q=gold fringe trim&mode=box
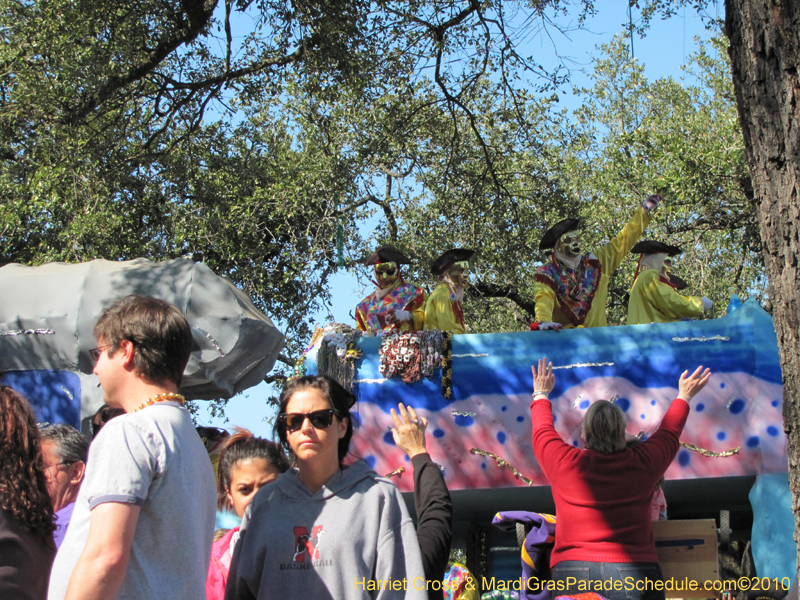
[385,467,405,479]
[470,448,535,487]
[680,442,741,458]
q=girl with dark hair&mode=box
[0,386,57,600]
[206,428,290,600]
[225,375,427,600]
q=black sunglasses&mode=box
[279,409,338,433]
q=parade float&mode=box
[307,297,785,493]
[304,297,795,581]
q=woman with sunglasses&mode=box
[225,375,427,600]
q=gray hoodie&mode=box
[225,460,428,600]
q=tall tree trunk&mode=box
[726,0,800,576]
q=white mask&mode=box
[639,253,668,273]
[554,231,583,269]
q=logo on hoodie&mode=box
[293,525,324,562]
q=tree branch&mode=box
[470,281,536,320]
[157,45,306,92]
[277,353,294,366]
[429,2,512,201]
[382,177,398,241]
[62,0,219,123]
[376,159,417,179]
[341,194,399,241]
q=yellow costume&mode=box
[533,207,651,328]
[627,269,703,325]
[424,283,465,334]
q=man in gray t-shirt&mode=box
[48,296,216,600]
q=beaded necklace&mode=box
[132,392,186,412]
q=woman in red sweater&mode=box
[530,358,711,600]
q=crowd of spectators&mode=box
[0,294,742,600]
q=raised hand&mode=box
[677,366,712,402]
[531,357,555,396]
[390,403,428,458]
[642,194,664,212]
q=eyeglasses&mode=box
[44,460,76,472]
[89,344,113,363]
[279,409,338,433]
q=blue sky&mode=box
[193,3,719,438]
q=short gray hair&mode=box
[582,400,627,455]
[39,424,89,465]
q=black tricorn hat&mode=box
[364,245,412,266]
[630,240,683,256]
[431,248,475,276]
[539,218,580,250]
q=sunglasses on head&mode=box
[279,409,338,433]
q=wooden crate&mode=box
[653,519,719,598]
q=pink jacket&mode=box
[206,527,239,600]
[651,486,668,521]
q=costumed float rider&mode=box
[424,249,474,335]
[531,194,662,331]
[626,240,712,325]
[355,246,426,336]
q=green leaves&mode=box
[559,35,763,324]
[0,0,765,374]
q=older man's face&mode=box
[41,439,83,513]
